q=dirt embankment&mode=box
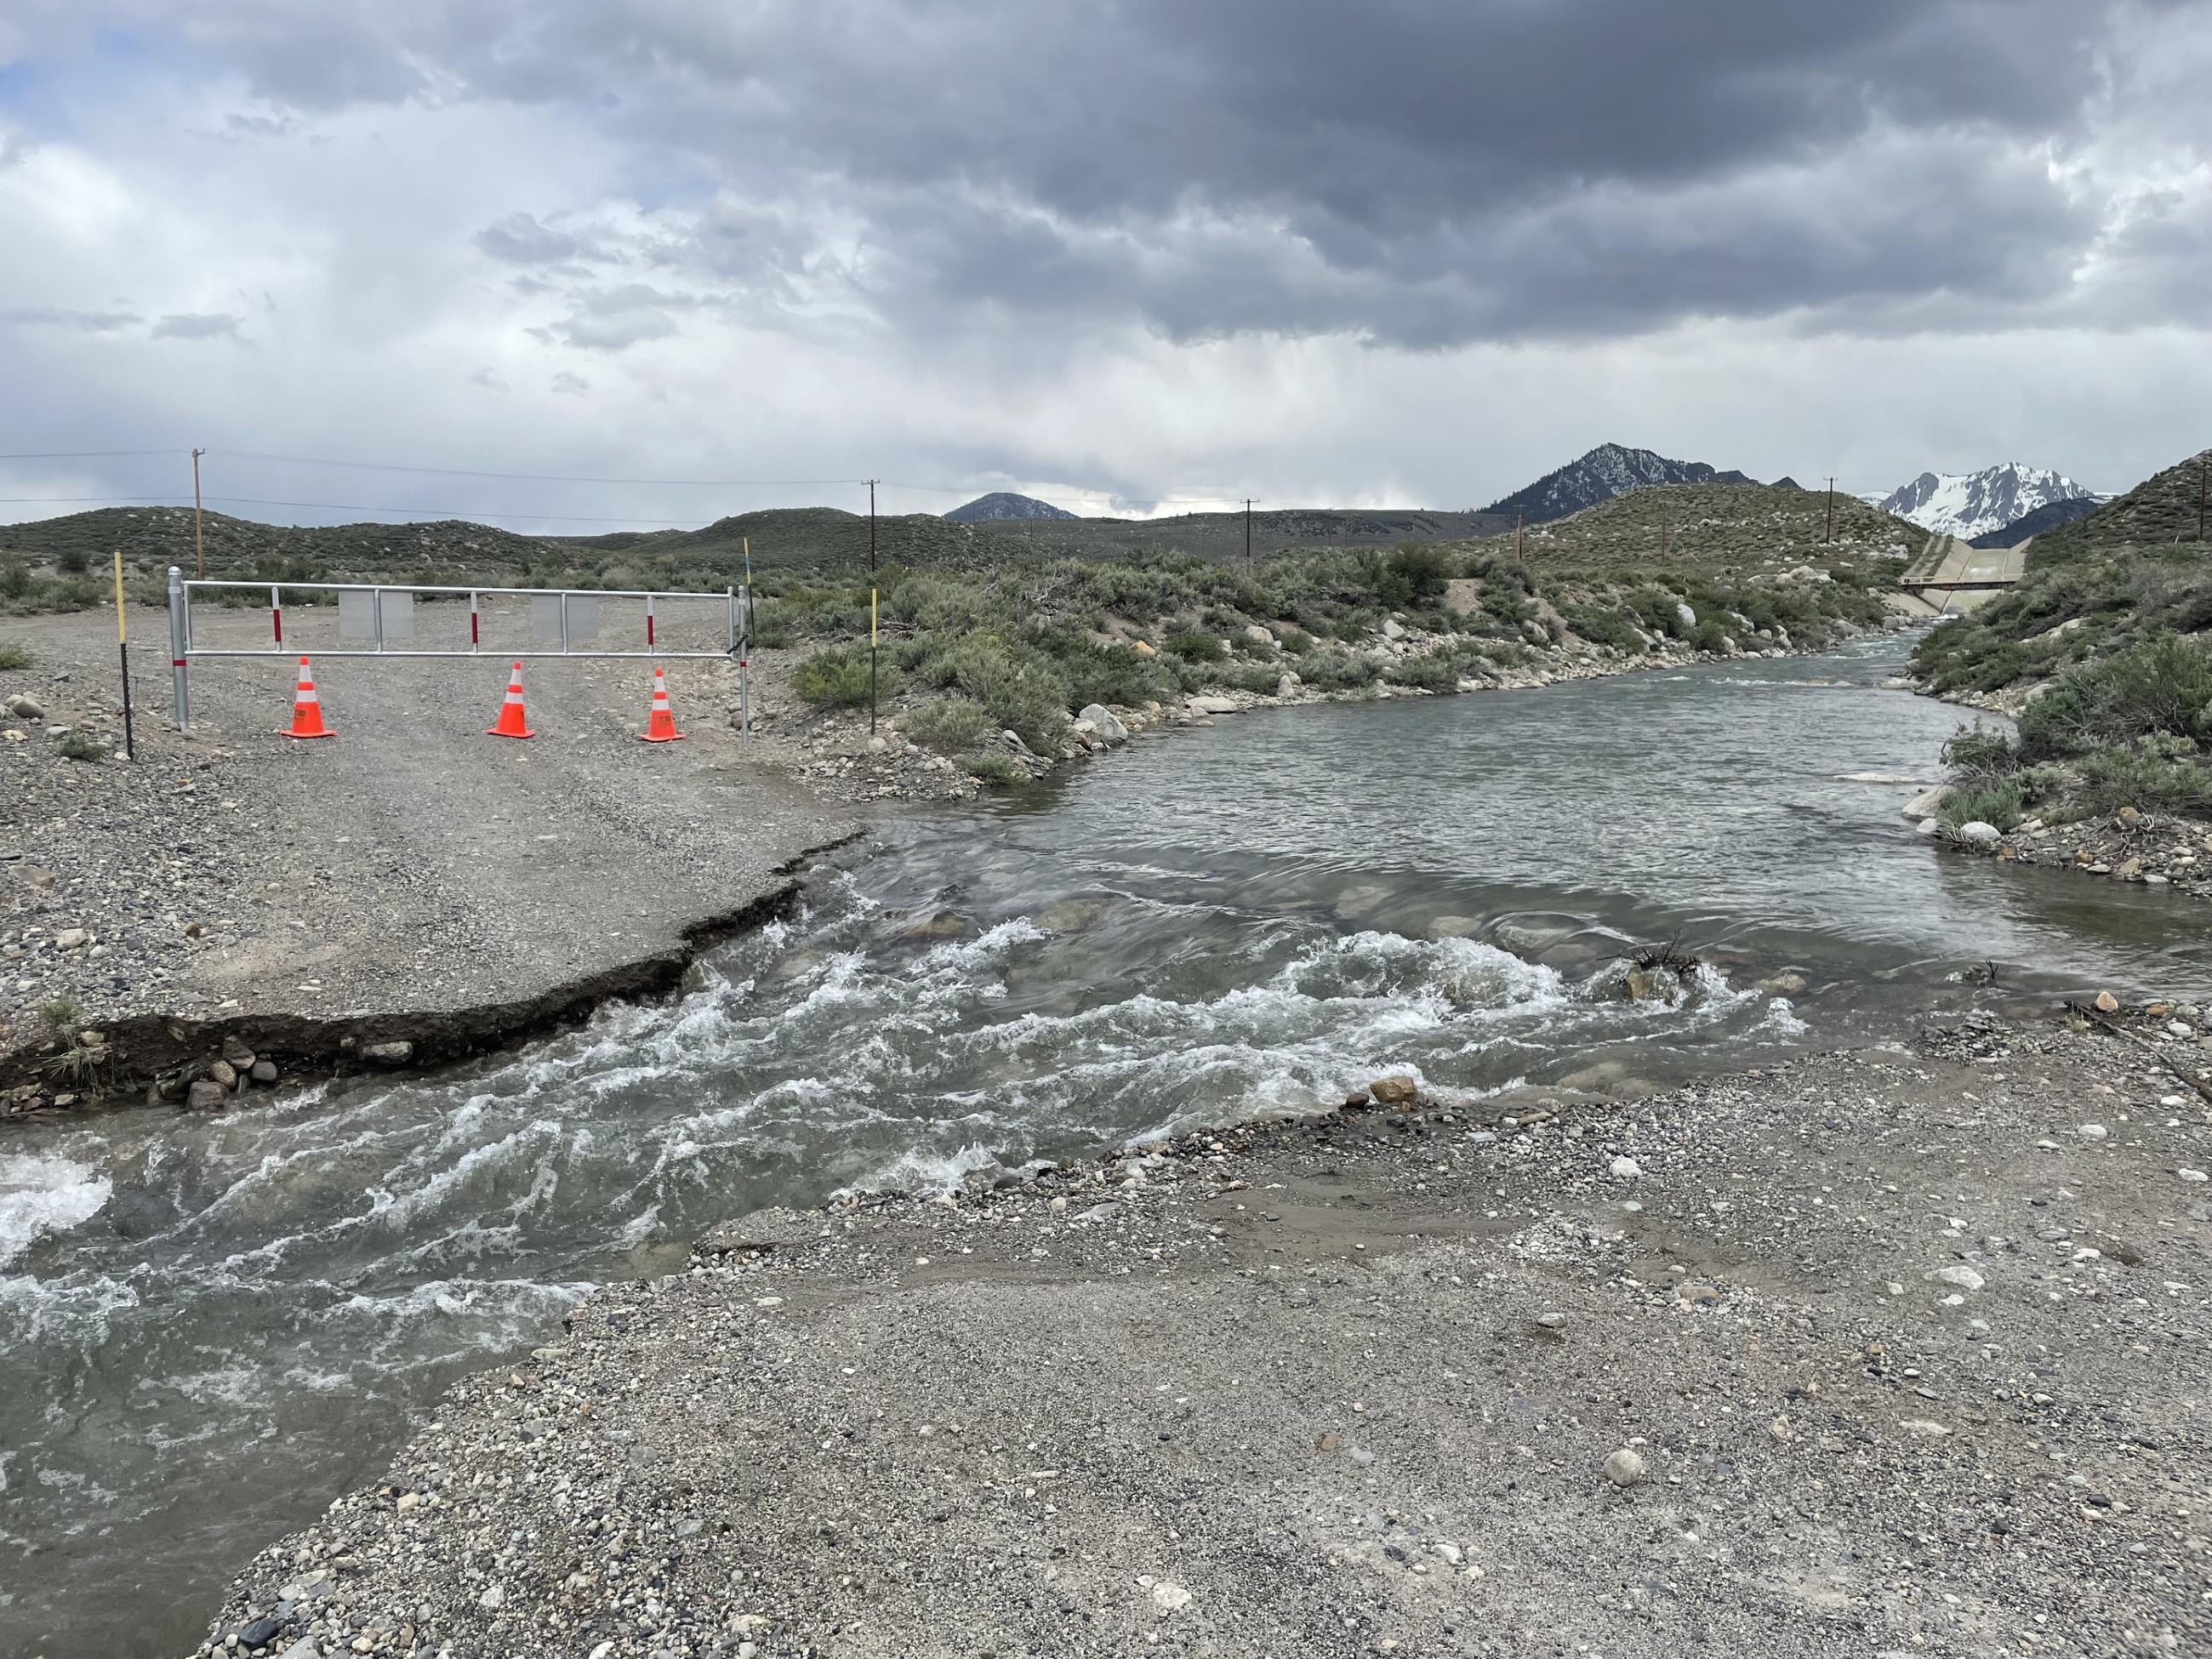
[182,1012,2212,1658]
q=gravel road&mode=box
[1,603,862,1096]
[185,1012,2212,1658]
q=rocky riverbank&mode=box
[184,1006,2212,1659]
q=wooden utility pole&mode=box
[1244,499,1253,571]
[1514,510,1523,561]
[2199,456,2206,542]
[191,447,207,578]
[1826,476,1836,543]
[1661,506,1669,560]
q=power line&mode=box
[0,493,735,527]
[213,448,875,489]
[0,448,181,460]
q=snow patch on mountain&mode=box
[1484,443,1755,524]
[1859,465,2106,542]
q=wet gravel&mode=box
[185,1012,2212,1658]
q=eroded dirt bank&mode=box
[186,1012,2211,1659]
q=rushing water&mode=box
[5,637,2208,1656]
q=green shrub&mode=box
[914,631,1069,751]
[900,695,994,751]
[56,546,89,575]
[0,561,29,601]
[1941,723,2020,779]
[961,750,1029,787]
[1161,630,1225,664]
[1938,778,2025,832]
[792,647,880,709]
[38,996,81,1038]
[1277,626,1314,655]
[2017,635,2212,760]
[1387,653,1459,693]
[56,728,105,762]
[0,641,31,670]
[2071,738,2212,816]
[1299,651,1382,690]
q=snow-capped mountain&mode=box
[944,491,1076,522]
[1484,443,1755,524]
[1860,465,2106,542]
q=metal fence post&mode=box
[560,590,571,654]
[373,586,385,653]
[168,565,190,730]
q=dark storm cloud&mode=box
[32,1,2212,344]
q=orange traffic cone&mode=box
[638,666,684,743]
[282,656,334,739]
[486,661,536,739]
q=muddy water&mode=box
[3,636,2205,1656]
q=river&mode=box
[3,636,2206,1656]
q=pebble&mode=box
[1603,1448,1645,1486]
[2077,1123,2109,1141]
[1608,1154,1641,1178]
[1929,1265,1985,1291]
[2180,1167,2209,1183]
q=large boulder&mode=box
[1077,704,1128,746]
[1187,694,1240,715]
[1954,821,2003,845]
[1901,784,1953,821]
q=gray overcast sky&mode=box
[2,0,2209,528]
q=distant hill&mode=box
[0,503,1043,590]
[944,492,1075,522]
[1966,496,2101,549]
[1473,481,1922,570]
[1484,443,1757,524]
[1861,464,2103,542]
[2027,449,2210,565]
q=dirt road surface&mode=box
[1,602,856,1080]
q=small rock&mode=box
[54,927,89,949]
[239,1617,282,1648]
[1609,1154,1642,1178]
[250,1059,278,1084]
[1955,821,2002,845]
[2077,1123,2109,1142]
[1367,1075,1419,1107]
[478,1583,505,1611]
[2180,1167,2209,1183]
[3,693,45,719]
[1604,1447,1645,1486]
[361,1040,415,1068]
[208,1059,238,1090]
[1898,1418,1952,1440]
[1150,1581,1193,1612]
[1758,972,1808,995]
[2094,990,2120,1013]
[220,1035,256,1067]
[1929,1265,1985,1291]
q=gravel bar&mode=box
[185,1013,2211,1658]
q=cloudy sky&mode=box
[2,0,2209,529]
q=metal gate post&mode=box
[168,565,190,730]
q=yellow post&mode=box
[111,550,136,760]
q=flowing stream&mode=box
[5,636,2208,1656]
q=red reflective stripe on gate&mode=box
[647,614,655,647]
[470,611,480,645]
[272,607,282,644]
[171,658,185,668]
